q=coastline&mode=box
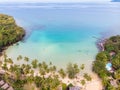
[93,35,120,89]
[0,14,103,90]
[0,52,103,90]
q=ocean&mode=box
[0,2,120,73]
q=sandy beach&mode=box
[59,73,103,90]
[0,54,103,90]
[33,69,103,90]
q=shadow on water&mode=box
[21,24,46,42]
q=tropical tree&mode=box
[31,59,38,69]
[17,55,23,61]
[114,69,120,80]
[81,79,86,86]
[112,53,120,69]
[58,68,66,78]
[66,63,80,79]
[24,57,29,62]
[83,73,92,81]
[80,64,85,70]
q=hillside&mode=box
[0,14,25,52]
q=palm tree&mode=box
[80,64,85,70]
[58,68,66,78]
[30,69,34,76]
[42,61,48,72]
[17,55,23,61]
[23,64,31,74]
[52,66,57,72]
[114,69,120,80]
[49,62,52,65]
[24,57,29,62]
[38,63,42,68]
[7,58,13,64]
[2,63,8,71]
[83,73,92,81]
[80,79,86,86]
[39,68,46,76]
[31,59,38,69]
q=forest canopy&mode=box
[0,14,25,51]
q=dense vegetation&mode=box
[0,14,25,52]
[93,35,120,90]
[0,55,91,90]
[0,14,93,90]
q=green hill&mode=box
[0,14,25,52]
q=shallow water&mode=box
[0,3,120,73]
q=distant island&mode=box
[93,35,120,90]
[112,0,120,2]
[0,14,25,53]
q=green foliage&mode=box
[96,51,109,61]
[66,63,80,79]
[112,53,120,69]
[31,59,38,68]
[67,83,73,87]
[93,35,120,90]
[0,14,25,51]
[0,14,15,25]
[114,69,120,80]
[83,73,92,81]
[24,57,29,62]
[58,68,66,78]
[105,84,116,90]
[13,79,26,90]
[104,35,120,52]
[34,76,60,90]
[93,59,108,78]
[0,54,87,90]
[80,64,85,70]
[80,79,86,85]
[62,83,67,90]
[17,55,23,60]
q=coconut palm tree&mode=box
[31,59,38,69]
[17,55,23,61]
[24,57,29,62]
[58,68,66,78]
[80,64,85,70]
[7,58,13,64]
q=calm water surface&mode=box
[0,3,120,72]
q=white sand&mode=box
[0,55,103,90]
[59,73,103,90]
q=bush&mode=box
[62,83,67,90]
[66,63,80,79]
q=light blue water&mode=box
[0,3,120,72]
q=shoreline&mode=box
[93,35,120,89]
[0,36,103,90]
[0,33,25,56]
[0,53,103,90]
[0,14,103,90]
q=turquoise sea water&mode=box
[0,3,120,72]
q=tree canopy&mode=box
[0,14,25,51]
[93,35,120,90]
